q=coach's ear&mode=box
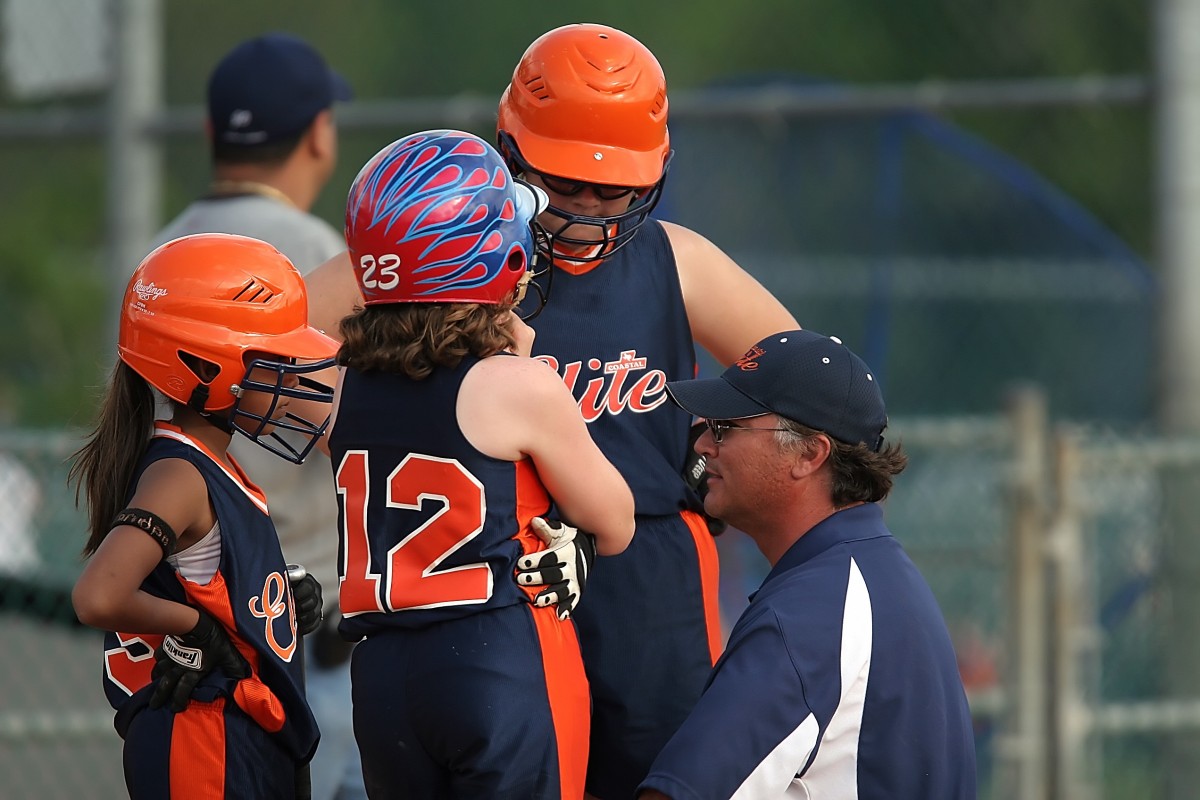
[789,432,832,480]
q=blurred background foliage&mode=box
[0,6,1169,796]
[0,0,1151,427]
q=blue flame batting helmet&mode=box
[345,130,547,306]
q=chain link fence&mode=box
[0,430,124,799]
[0,0,1184,797]
[16,401,1191,800]
[1043,428,1200,800]
[4,417,1023,799]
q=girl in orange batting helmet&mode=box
[71,233,336,799]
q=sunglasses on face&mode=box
[704,418,793,445]
[535,172,641,202]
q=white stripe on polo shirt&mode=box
[806,557,872,792]
[730,557,874,798]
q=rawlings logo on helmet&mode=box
[346,130,543,306]
[132,280,169,302]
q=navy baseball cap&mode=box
[666,329,889,451]
[208,33,353,146]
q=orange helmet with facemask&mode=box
[119,233,338,462]
[497,23,672,261]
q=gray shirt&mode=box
[153,194,345,274]
[153,193,346,609]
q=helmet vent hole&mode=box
[652,90,667,116]
[524,76,551,100]
[231,280,278,305]
[179,351,219,384]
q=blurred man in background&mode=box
[151,32,364,800]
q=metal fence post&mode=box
[1047,429,1095,800]
[1153,3,1200,791]
[105,0,163,341]
[995,384,1050,800]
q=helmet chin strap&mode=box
[187,383,234,434]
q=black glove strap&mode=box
[682,423,728,536]
[683,421,709,494]
[112,508,178,557]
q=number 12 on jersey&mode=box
[336,450,495,615]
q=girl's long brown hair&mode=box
[337,302,517,380]
[68,361,158,556]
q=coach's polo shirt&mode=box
[639,503,977,799]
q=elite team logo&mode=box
[536,348,668,422]
[736,345,766,371]
[132,280,168,302]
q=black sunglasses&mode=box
[704,418,792,445]
[498,131,644,202]
[536,173,640,202]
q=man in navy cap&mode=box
[152,32,363,800]
[156,32,353,266]
[638,329,976,799]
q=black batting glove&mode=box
[515,517,597,620]
[684,421,728,536]
[149,607,249,712]
[287,565,323,637]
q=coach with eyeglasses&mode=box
[637,329,977,800]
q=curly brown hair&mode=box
[337,302,518,380]
[775,418,907,506]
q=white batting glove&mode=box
[515,517,597,620]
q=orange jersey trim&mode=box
[529,606,589,800]
[170,697,227,799]
[512,459,553,603]
[152,421,270,513]
[549,224,618,275]
[179,571,288,734]
[681,509,723,664]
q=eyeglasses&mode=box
[536,172,641,201]
[704,418,794,445]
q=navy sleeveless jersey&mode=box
[521,219,699,515]
[101,425,318,762]
[331,355,552,637]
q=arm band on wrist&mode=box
[112,508,178,557]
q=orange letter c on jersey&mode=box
[248,571,298,661]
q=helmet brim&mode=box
[258,324,340,362]
[514,128,667,188]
